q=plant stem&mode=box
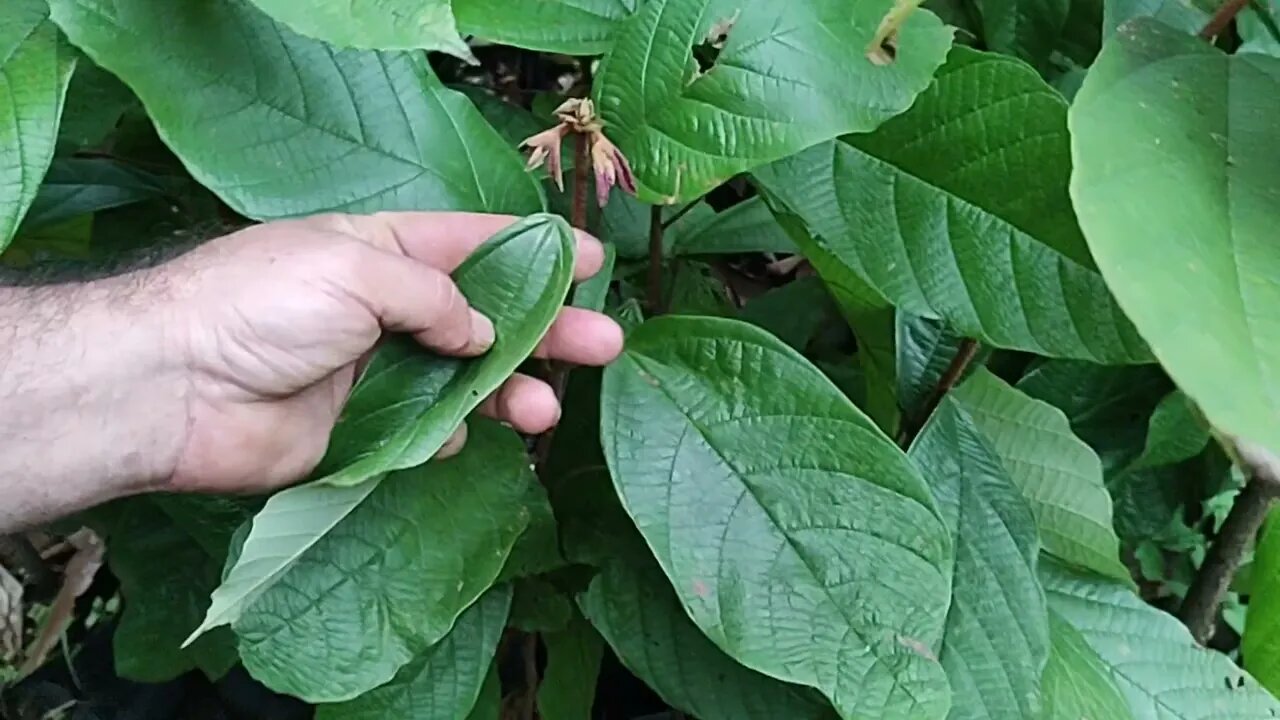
[1179,445,1280,644]
[521,632,539,720]
[532,132,592,473]
[648,205,665,314]
[1200,0,1251,38]
[896,338,980,448]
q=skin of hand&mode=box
[0,211,623,531]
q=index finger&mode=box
[342,211,605,281]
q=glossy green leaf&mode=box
[601,315,953,720]
[1041,610,1132,720]
[1071,19,1280,454]
[245,0,473,58]
[573,242,616,312]
[314,584,511,720]
[755,48,1149,365]
[953,369,1131,583]
[593,0,953,203]
[598,192,714,259]
[455,0,637,54]
[670,197,798,256]
[466,664,502,720]
[94,496,249,683]
[1243,511,1280,694]
[579,560,838,720]
[538,612,604,720]
[234,421,536,702]
[1043,558,1280,718]
[21,158,175,230]
[1239,0,1280,56]
[909,397,1048,720]
[0,0,76,251]
[49,0,542,220]
[189,214,573,644]
[979,0,1071,69]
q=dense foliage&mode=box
[4,0,1280,717]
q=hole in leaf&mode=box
[867,32,899,65]
[692,11,740,74]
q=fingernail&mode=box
[470,310,495,351]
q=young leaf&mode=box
[313,584,512,720]
[1123,391,1210,473]
[244,0,473,59]
[48,0,542,220]
[537,612,605,720]
[601,315,953,720]
[1070,18,1280,455]
[454,0,636,54]
[234,421,537,703]
[190,215,572,643]
[593,0,953,203]
[0,0,76,250]
[1043,558,1280,717]
[908,397,1049,719]
[755,48,1149,365]
[952,370,1132,583]
[579,560,838,720]
[1041,611,1132,720]
[1243,511,1280,695]
[310,214,575,487]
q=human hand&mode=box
[151,212,622,494]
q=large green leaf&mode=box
[48,0,542,220]
[538,612,605,720]
[314,584,512,720]
[93,496,249,683]
[1043,558,1280,718]
[455,0,637,54]
[593,0,953,203]
[952,370,1131,583]
[0,0,76,251]
[579,560,838,720]
[601,315,953,720]
[233,421,536,702]
[909,397,1048,720]
[189,214,572,642]
[1243,511,1280,695]
[754,48,1149,365]
[1070,18,1280,454]
[896,314,986,423]
[245,0,473,58]
[1041,610,1132,720]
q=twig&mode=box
[1179,439,1280,644]
[521,632,540,720]
[660,199,700,230]
[648,205,665,314]
[1199,0,1251,38]
[532,132,592,474]
[896,338,980,448]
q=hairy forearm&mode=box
[0,271,189,531]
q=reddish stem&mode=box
[1200,0,1251,38]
